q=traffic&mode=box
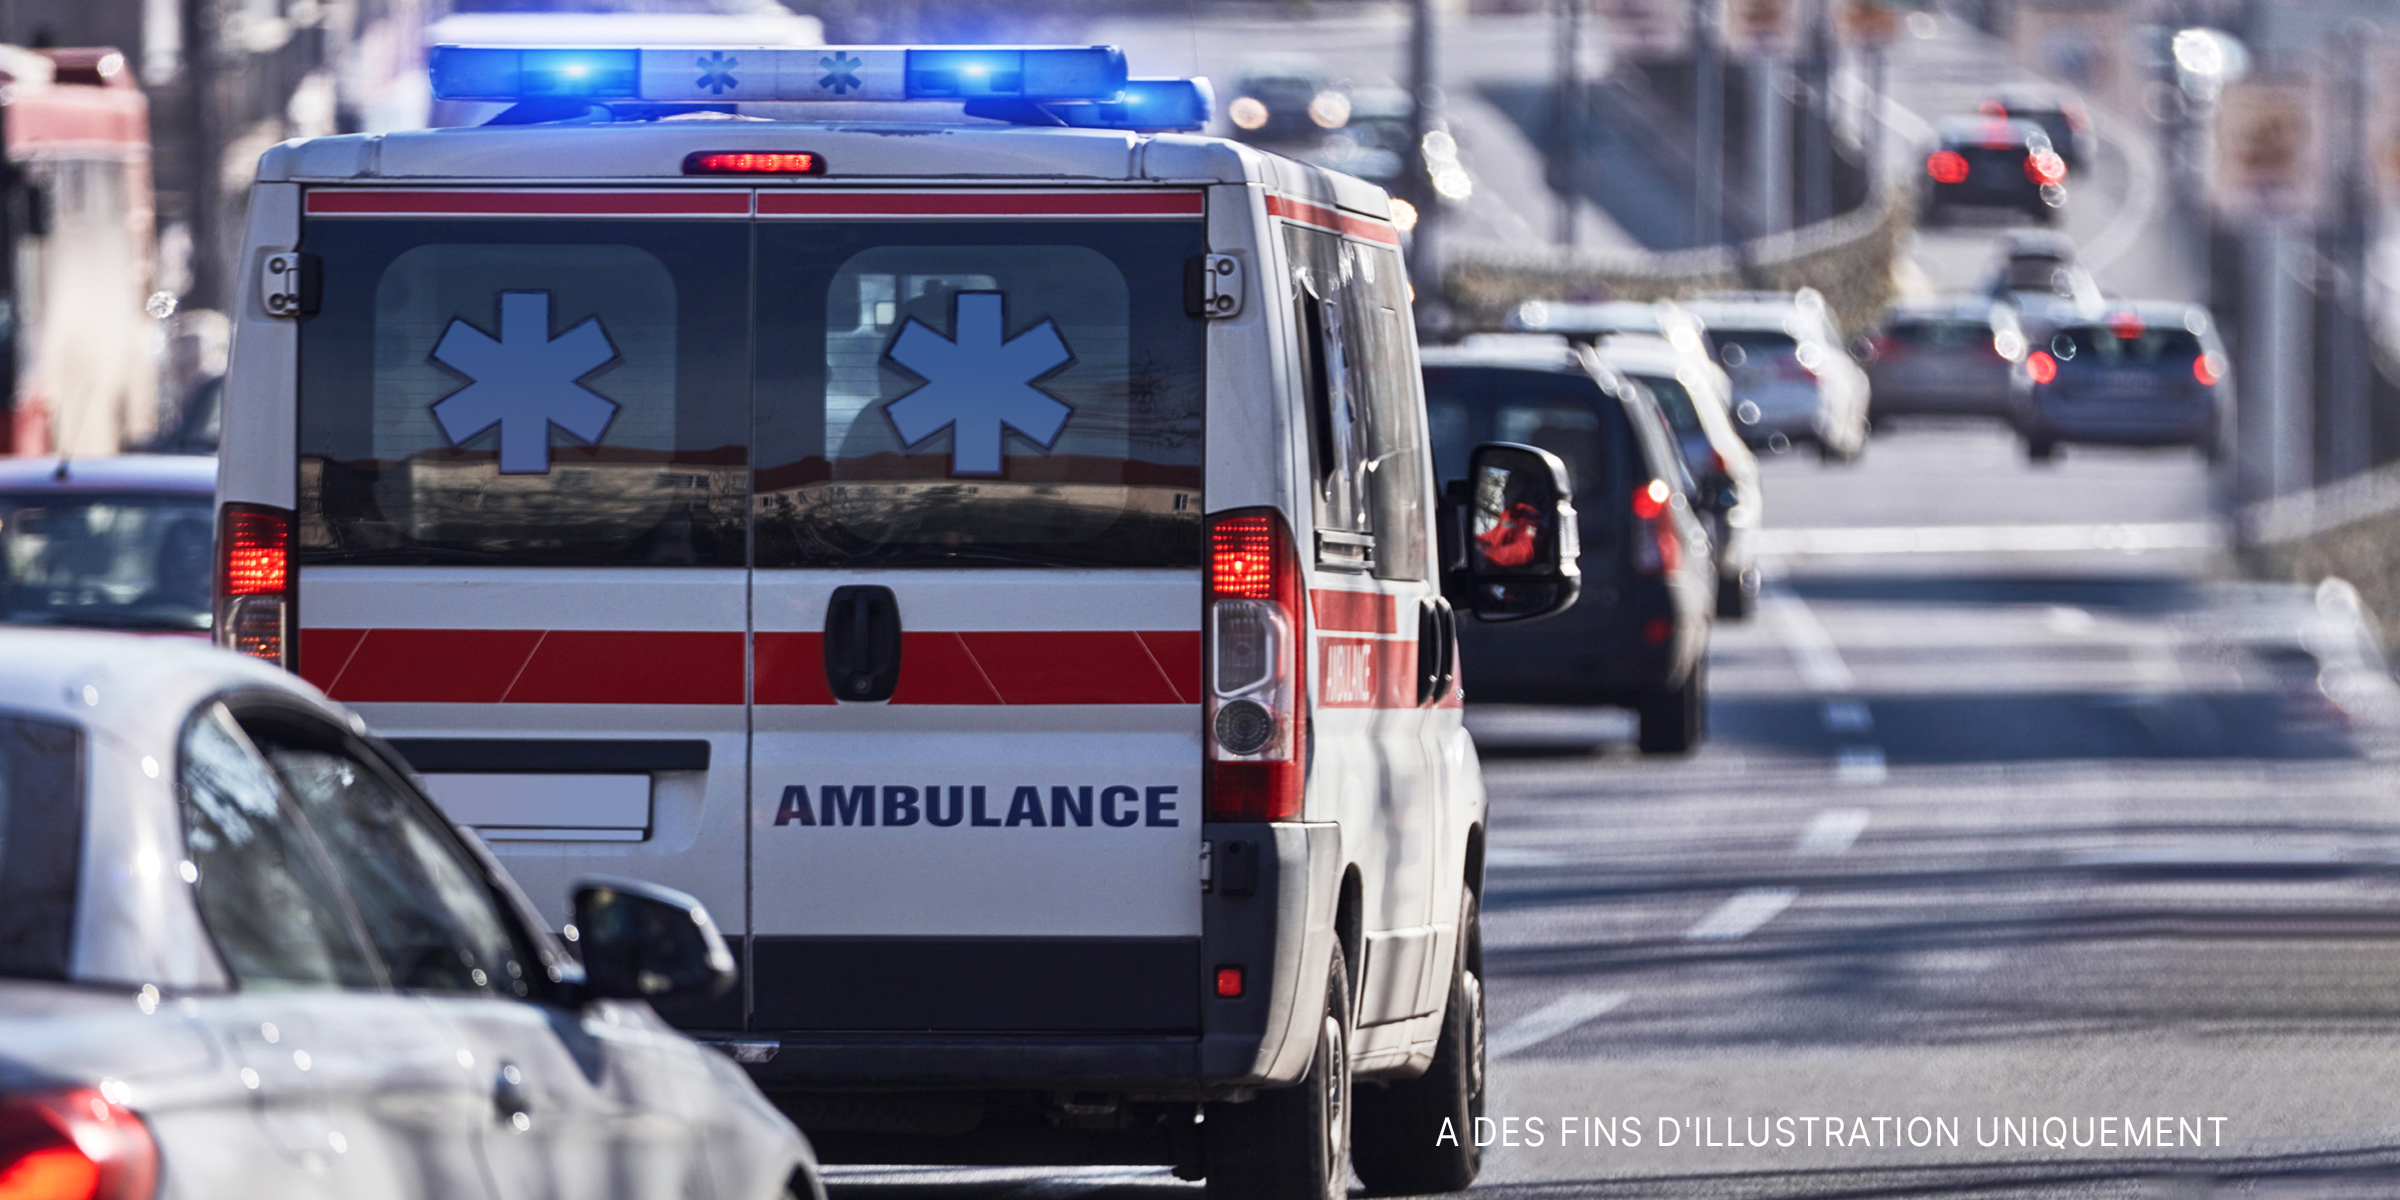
[1,2,2390,1198]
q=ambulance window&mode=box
[1285,227,1427,582]
[755,222,1205,569]
[297,222,750,567]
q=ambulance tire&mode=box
[1205,942,1352,1200]
[1352,893,1485,1196]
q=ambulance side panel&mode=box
[219,182,300,512]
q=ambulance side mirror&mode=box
[1439,442,1582,623]
[570,876,738,1003]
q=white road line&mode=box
[1685,889,1798,940]
[1754,522,2220,557]
[1796,808,1871,855]
[1763,585,1857,692]
[1486,991,1631,1059]
[1836,746,1889,785]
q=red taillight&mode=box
[1215,967,1244,997]
[0,1088,158,1200]
[1927,150,1969,184]
[1206,509,1306,822]
[2027,350,2058,385]
[683,151,824,175]
[2024,150,2066,185]
[2107,312,2145,340]
[2194,354,2222,386]
[215,503,295,669]
[1631,478,1669,521]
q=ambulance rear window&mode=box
[753,221,1205,569]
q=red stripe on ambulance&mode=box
[305,190,752,216]
[756,190,1204,217]
[1311,589,1399,633]
[1264,194,1400,245]
[306,628,1199,705]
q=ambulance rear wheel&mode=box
[1205,943,1352,1200]
[1352,892,1485,1196]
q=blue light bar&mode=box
[1052,78,1214,133]
[429,44,1127,104]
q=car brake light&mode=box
[1926,150,1969,184]
[2108,312,2145,340]
[1630,480,1680,575]
[2024,150,2065,185]
[215,503,295,670]
[683,151,825,175]
[2194,354,2221,386]
[2027,349,2058,385]
[1206,509,1306,822]
[0,1088,159,1200]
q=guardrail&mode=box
[1441,187,1914,338]
[2240,460,2400,652]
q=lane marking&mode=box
[1487,991,1631,1059]
[1796,808,1871,855]
[1684,888,1798,940]
[1822,699,1874,732]
[1763,585,1857,692]
[1755,522,2220,557]
[1837,746,1889,785]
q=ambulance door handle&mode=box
[823,586,903,703]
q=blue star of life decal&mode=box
[883,292,1074,476]
[696,52,740,94]
[429,292,620,474]
[818,52,863,95]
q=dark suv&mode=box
[1924,117,2066,225]
[1422,339,1715,754]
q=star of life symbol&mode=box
[696,52,739,95]
[430,292,620,475]
[819,52,863,95]
[884,292,1073,476]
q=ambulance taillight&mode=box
[215,503,295,669]
[1205,509,1307,821]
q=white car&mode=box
[1683,289,1873,461]
[0,628,821,1200]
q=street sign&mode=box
[2212,77,2326,220]
[1595,0,1691,59]
[1720,0,1803,59]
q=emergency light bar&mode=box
[429,44,1129,105]
[1054,78,1214,133]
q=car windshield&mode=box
[0,492,214,631]
[0,711,82,980]
[1634,373,1703,433]
[2050,325,2204,368]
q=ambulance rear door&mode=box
[746,189,1210,1038]
[291,188,755,1028]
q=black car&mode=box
[1423,340,1715,754]
[1981,89,2094,172]
[1924,117,2066,225]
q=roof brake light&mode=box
[684,151,824,175]
[429,44,1129,105]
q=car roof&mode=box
[2004,229,2079,258]
[2052,301,2211,330]
[1682,296,1820,332]
[1422,335,1582,373]
[1509,299,1663,335]
[0,627,322,740]
[1885,296,1999,322]
[1589,332,1685,375]
[0,454,216,495]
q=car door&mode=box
[291,193,754,1030]
[1281,220,1444,1034]
[174,698,495,1199]
[213,698,720,1200]
[745,191,1211,1037]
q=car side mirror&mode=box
[571,876,737,1003]
[1440,441,1581,623]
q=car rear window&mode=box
[2050,325,2204,368]
[1713,330,1799,369]
[1634,373,1702,432]
[1,492,214,631]
[754,220,1205,569]
[1889,319,1991,349]
[0,712,83,980]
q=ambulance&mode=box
[211,43,1580,1199]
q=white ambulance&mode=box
[212,43,1580,1199]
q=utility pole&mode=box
[1798,0,1832,223]
[1692,0,1723,245]
[1407,0,1443,311]
[1752,58,1790,233]
[2321,28,2373,483]
[1553,0,1583,247]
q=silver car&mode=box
[1683,290,1873,461]
[0,628,822,1199]
[1862,298,2027,422]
